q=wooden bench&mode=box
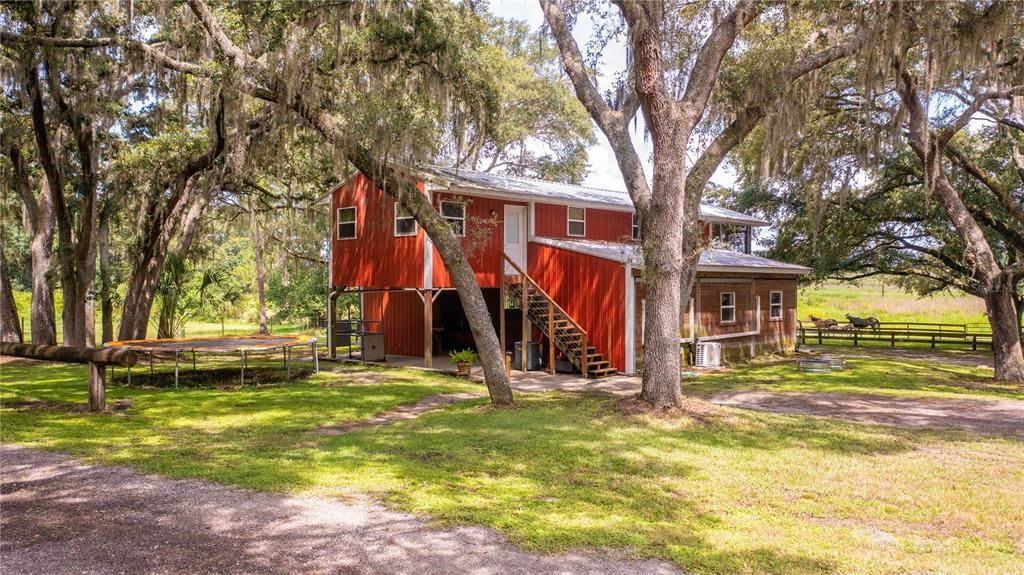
[0,342,137,412]
[797,359,832,373]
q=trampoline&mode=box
[105,334,319,387]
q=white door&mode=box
[504,205,527,273]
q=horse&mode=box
[809,314,839,329]
[845,313,880,331]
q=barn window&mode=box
[769,290,783,320]
[567,206,586,237]
[632,213,641,240]
[337,207,357,240]
[394,204,417,237]
[440,200,466,236]
[720,292,736,324]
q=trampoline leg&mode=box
[313,341,319,374]
[241,351,247,386]
[149,353,154,382]
[286,346,291,379]
[174,351,180,389]
[192,351,197,375]
[127,366,132,386]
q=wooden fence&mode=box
[797,321,1001,351]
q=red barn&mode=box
[328,166,810,375]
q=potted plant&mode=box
[449,348,478,376]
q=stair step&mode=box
[587,367,617,377]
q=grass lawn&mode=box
[688,348,1024,401]
[799,283,988,326]
[2,357,1023,574]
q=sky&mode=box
[488,1,738,192]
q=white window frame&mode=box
[394,203,418,237]
[337,206,357,240]
[567,206,586,237]
[720,291,736,324]
[632,212,641,240]
[769,290,783,321]
[440,200,466,237]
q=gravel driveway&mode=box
[0,445,680,575]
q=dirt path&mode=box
[316,392,483,435]
[0,445,680,575]
[711,390,1024,437]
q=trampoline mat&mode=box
[106,335,316,353]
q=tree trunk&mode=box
[28,194,57,345]
[985,278,1024,382]
[637,158,687,407]
[98,209,114,343]
[249,199,269,335]
[5,134,56,345]
[0,242,23,343]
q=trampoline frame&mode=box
[104,335,320,388]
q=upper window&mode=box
[720,292,736,324]
[769,290,783,321]
[567,206,586,237]
[440,200,466,236]
[632,213,641,240]
[394,203,417,237]
[710,223,748,253]
[337,207,357,240]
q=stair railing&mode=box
[501,252,589,376]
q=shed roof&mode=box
[418,165,768,227]
[529,237,811,275]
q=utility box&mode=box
[513,341,543,371]
[361,333,386,361]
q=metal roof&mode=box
[418,165,768,227]
[529,237,811,275]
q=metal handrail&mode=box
[501,253,588,338]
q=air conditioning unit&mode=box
[694,342,721,368]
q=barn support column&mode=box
[422,289,434,368]
[327,290,339,359]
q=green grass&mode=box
[688,348,1023,401]
[800,283,988,326]
[2,357,1023,574]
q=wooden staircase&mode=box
[502,254,616,378]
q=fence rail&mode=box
[797,320,1005,351]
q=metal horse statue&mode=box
[845,313,880,331]
[809,314,839,329]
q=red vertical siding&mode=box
[362,291,425,357]
[331,174,424,289]
[430,194,526,289]
[534,203,633,241]
[527,243,627,371]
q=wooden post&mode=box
[891,333,895,348]
[500,280,506,357]
[88,362,105,412]
[581,333,588,377]
[521,279,529,371]
[505,353,511,378]
[548,302,555,374]
[328,292,337,359]
[423,289,433,369]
